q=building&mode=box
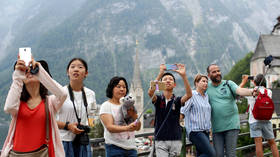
[250,34,280,88]
[130,40,144,130]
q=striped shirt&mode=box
[181,90,212,138]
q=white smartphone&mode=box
[19,47,32,66]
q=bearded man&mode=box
[206,64,257,157]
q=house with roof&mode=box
[250,34,280,88]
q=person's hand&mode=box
[174,64,186,76]
[15,59,28,72]
[242,75,249,83]
[159,64,166,74]
[252,87,260,97]
[68,122,84,135]
[127,107,137,120]
[126,122,137,131]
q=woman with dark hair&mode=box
[56,58,96,157]
[180,74,215,157]
[99,76,141,157]
[1,59,67,157]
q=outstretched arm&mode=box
[35,62,67,113]
[174,64,192,104]
[148,64,165,102]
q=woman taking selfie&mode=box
[1,59,67,157]
[181,74,215,157]
[99,76,141,157]
[56,58,96,157]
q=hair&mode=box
[206,64,218,74]
[67,58,88,72]
[14,60,51,102]
[106,76,129,98]
[194,74,208,87]
[161,72,176,83]
[254,74,266,87]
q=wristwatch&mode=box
[64,121,69,130]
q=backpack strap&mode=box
[224,80,236,99]
[264,89,268,95]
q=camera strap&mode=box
[67,85,89,125]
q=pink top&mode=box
[1,64,67,157]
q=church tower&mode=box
[130,40,144,131]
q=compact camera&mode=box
[77,124,90,133]
[73,124,90,145]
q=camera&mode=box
[73,124,90,145]
[77,124,90,133]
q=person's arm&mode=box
[236,87,254,96]
[57,121,84,134]
[35,62,67,113]
[148,64,165,103]
[180,98,193,114]
[174,64,192,104]
[100,114,138,133]
[239,75,249,88]
[127,108,141,131]
[4,60,27,116]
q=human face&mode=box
[112,80,127,100]
[196,77,208,92]
[162,75,176,90]
[208,65,222,84]
[67,60,88,82]
[23,71,39,85]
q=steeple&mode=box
[130,39,144,131]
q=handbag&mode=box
[9,99,50,157]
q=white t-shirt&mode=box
[246,87,272,124]
[99,101,136,150]
[57,86,96,141]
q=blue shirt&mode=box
[181,90,212,138]
[154,94,182,141]
[207,80,240,133]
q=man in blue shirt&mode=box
[207,64,256,157]
[148,64,192,157]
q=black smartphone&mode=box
[248,76,254,80]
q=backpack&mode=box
[252,89,274,120]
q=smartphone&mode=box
[248,76,254,80]
[165,64,178,71]
[19,47,32,66]
[150,81,166,91]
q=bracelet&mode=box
[64,121,69,130]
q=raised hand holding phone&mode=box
[174,64,186,76]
